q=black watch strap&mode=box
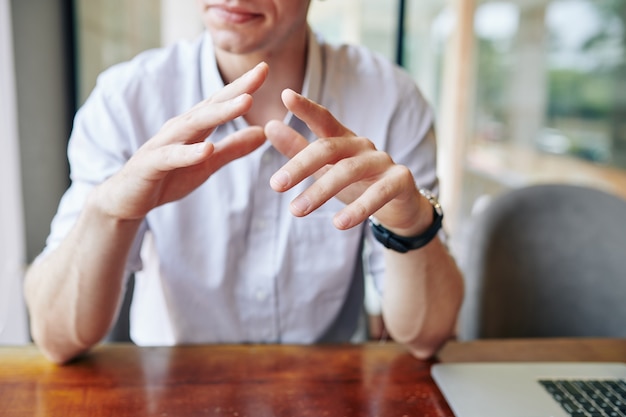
[369,189,443,253]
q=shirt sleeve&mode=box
[363,79,439,297]
[39,73,147,273]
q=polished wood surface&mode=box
[0,343,450,417]
[1,339,625,417]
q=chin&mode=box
[210,32,268,55]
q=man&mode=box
[25,0,463,364]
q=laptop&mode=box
[431,362,626,417]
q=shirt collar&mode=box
[199,31,225,101]
[199,27,324,131]
[302,26,323,105]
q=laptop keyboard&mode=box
[539,379,626,417]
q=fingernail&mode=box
[335,212,351,229]
[291,195,310,214]
[233,94,245,105]
[270,170,290,190]
[245,63,263,78]
[196,141,208,153]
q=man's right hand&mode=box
[24,62,270,364]
[93,62,269,221]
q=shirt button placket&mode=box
[243,146,281,342]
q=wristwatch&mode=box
[369,189,443,253]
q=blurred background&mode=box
[2,0,626,343]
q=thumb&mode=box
[264,119,308,158]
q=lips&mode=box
[209,5,262,24]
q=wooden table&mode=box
[1,339,625,417]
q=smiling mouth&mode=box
[210,6,262,24]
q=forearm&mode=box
[381,237,464,359]
[24,190,142,364]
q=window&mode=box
[74,0,161,104]
[309,0,399,61]
[459,0,626,234]
[68,0,626,239]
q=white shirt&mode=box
[44,30,438,346]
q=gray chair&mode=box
[457,183,626,340]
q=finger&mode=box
[264,119,308,159]
[210,61,269,102]
[281,88,353,138]
[269,136,375,192]
[151,62,268,147]
[287,151,391,216]
[133,140,216,180]
[265,119,314,192]
[209,126,267,169]
[333,165,412,230]
[134,127,265,181]
[156,93,254,146]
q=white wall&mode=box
[0,0,28,345]
[160,0,203,46]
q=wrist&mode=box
[387,190,437,236]
[86,184,144,226]
[369,189,443,253]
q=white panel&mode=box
[160,0,203,46]
[0,0,29,345]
